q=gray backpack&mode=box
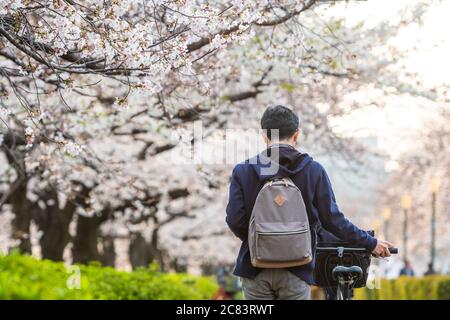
[249,177,312,268]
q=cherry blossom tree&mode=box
[0,0,442,270]
[380,108,449,273]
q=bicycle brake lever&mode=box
[337,246,344,258]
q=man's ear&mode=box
[262,131,270,145]
[292,129,300,143]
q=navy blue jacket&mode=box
[225,144,377,285]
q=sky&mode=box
[320,0,449,170]
[327,0,450,87]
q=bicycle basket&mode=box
[313,241,371,288]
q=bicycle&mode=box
[315,241,398,300]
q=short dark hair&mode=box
[261,105,299,140]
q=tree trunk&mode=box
[129,232,153,269]
[10,178,32,254]
[99,235,116,267]
[150,227,166,270]
[37,205,74,261]
[128,229,166,270]
[72,215,103,264]
[170,257,188,273]
[39,182,93,261]
[2,132,31,253]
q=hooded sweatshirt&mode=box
[226,144,377,284]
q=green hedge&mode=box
[0,253,218,300]
[354,276,450,300]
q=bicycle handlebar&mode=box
[316,246,399,255]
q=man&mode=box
[399,260,415,277]
[226,105,393,300]
[424,262,435,276]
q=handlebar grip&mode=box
[389,248,398,254]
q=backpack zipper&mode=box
[256,228,309,236]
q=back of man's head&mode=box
[260,105,299,140]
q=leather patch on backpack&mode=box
[274,194,286,206]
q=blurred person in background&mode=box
[424,262,436,276]
[399,260,415,277]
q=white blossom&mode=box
[63,142,83,157]
[0,107,10,120]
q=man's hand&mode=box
[372,239,393,258]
